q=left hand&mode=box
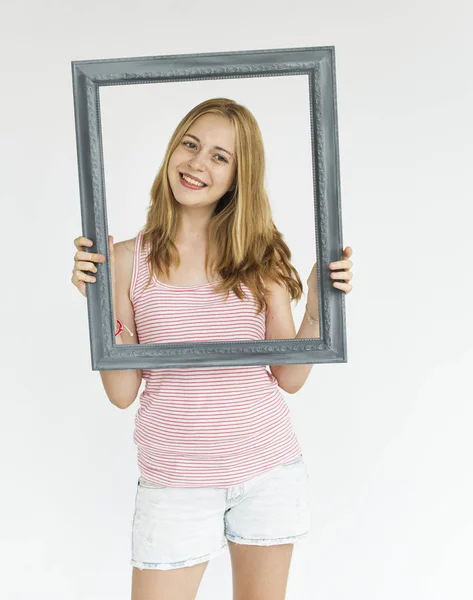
[307,246,354,296]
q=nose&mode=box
[187,151,207,171]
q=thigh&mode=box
[131,561,209,600]
[224,455,311,544]
[131,478,228,571]
[228,540,294,600]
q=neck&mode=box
[175,207,213,246]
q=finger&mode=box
[74,260,99,273]
[72,269,97,284]
[329,259,353,270]
[74,236,94,250]
[330,271,353,281]
[74,250,106,263]
[333,281,352,293]
[343,246,353,258]
[72,269,97,285]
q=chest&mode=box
[156,247,219,286]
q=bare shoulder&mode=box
[113,237,136,282]
[114,237,136,253]
[262,274,287,297]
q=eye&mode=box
[183,141,229,163]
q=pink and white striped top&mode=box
[129,229,302,488]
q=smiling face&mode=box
[167,113,237,211]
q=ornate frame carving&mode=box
[71,45,346,370]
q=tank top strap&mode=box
[129,229,152,304]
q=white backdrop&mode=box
[99,73,317,328]
[1,1,472,599]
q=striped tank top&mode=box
[129,229,302,488]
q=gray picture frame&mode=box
[71,45,347,371]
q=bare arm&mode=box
[99,239,143,409]
[264,278,319,394]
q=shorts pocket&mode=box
[282,454,304,467]
[138,476,166,489]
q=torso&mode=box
[121,237,220,289]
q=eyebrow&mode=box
[184,133,233,157]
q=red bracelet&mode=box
[114,319,124,337]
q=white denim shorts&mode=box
[131,454,311,571]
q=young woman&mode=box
[71,98,353,600]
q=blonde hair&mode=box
[141,97,304,314]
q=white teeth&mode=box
[182,173,205,186]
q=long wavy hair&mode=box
[140,97,304,315]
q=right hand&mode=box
[72,236,116,304]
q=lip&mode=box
[179,172,208,186]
